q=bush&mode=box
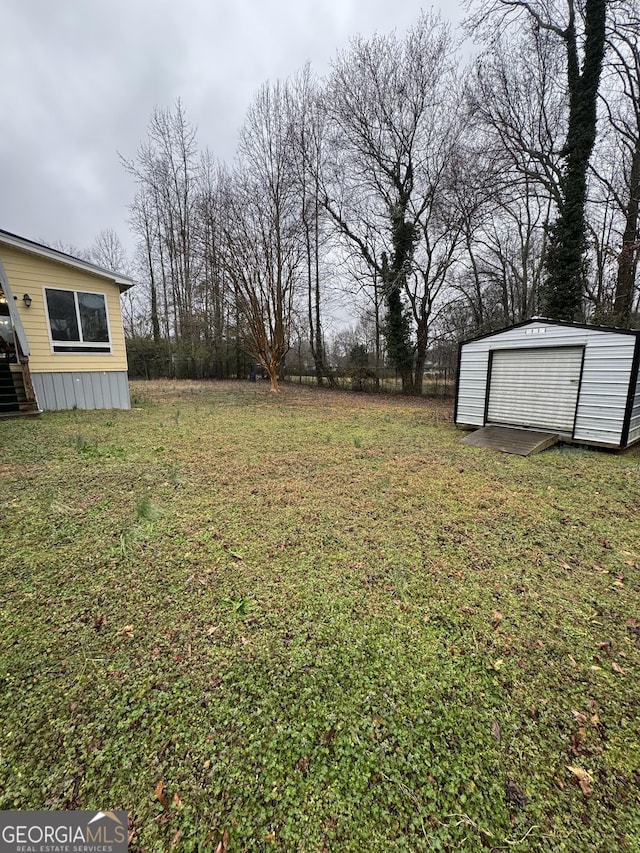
[349,366,379,392]
[126,336,172,379]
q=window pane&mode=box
[78,292,109,343]
[46,289,79,341]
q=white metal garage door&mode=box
[487,347,584,433]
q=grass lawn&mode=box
[1,380,639,852]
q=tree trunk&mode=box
[542,0,607,320]
[614,136,640,324]
[413,317,429,395]
[266,360,280,392]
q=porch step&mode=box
[0,408,41,419]
[0,361,41,418]
[461,425,560,456]
[0,361,19,412]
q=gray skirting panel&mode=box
[31,371,131,411]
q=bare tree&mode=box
[323,11,462,393]
[128,188,163,341]
[196,150,237,376]
[288,65,333,385]
[594,6,640,323]
[88,228,142,338]
[89,228,129,273]
[467,27,566,208]
[222,82,303,391]
[122,101,206,366]
[468,0,608,320]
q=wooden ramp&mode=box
[461,426,560,456]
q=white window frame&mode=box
[43,286,113,354]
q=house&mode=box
[455,318,640,450]
[0,229,134,415]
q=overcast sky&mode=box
[0,0,464,261]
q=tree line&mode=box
[94,1,640,392]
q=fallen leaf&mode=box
[154,780,171,812]
[570,731,586,756]
[505,779,526,808]
[490,720,502,742]
[559,560,572,570]
[117,624,135,638]
[567,766,593,796]
[572,711,588,726]
[569,655,579,670]
[172,792,183,808]
[296,756,310,773]
[170,830,182,850]
[612,661,624,674]
[492,611,503,628]
[207,625,219,635]
[215,828,230,853]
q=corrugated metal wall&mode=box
[456,321,637,447]
[31,371,130,411]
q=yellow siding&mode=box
[0,244,128,373]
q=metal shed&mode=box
[454,318,640,450]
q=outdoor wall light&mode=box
[22,293,32,308]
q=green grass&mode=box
[1,379,639,852]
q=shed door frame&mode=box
[483,345,586,436]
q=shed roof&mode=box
[0,228,135,292]
[460,317,640,347]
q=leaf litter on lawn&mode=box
[1,380,639,851]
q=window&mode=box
[45,288,111,353]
